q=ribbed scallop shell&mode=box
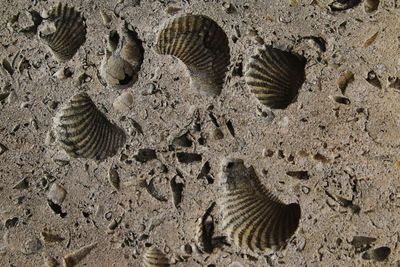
[100,24,143,89]
[38,3,87,62]
[220,159,301,252]
[244,46,306,109]
[143,247,170,267]
[155,14,230,96]
[54,93,126,160]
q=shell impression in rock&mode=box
[143,246,170,267]
[54,93,126,160]
[38,3,87,62]
[155,14,230,96]
[244,46,306,109]
[100,24,143,89]
[219,158,301,252]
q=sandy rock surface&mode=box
[1,0,400,266]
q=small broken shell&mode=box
[220,159,301,252]
[364,0,379,13]
[41,230,65,243]
[244,46,306,109]
[336,70,354,94]
[329,0,361,11]
[63,243,96,267]
[363,31,379,48]
[366,70,381,89]
[54,93,126,160]
[387,76,400,90]
[195,203,216,253]
[362,246,390,262]
[143,246,170,267]
[170,176,184,208]
[38,3,86,62]
[155,14,230,96]
[108,167,120,190]
[100,24,143,89]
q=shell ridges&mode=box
[143,246,170,267]
[155,14,230,96]
[54,93,126,160]
[245,46,306,109]
[220,158,301,252]
[39,3,87,62]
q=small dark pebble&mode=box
[47,200,67,218]
[286,171,310,180]
[5,217,19,228]
[134,149,157,163]
[362,246,390,261]
[176,152,202,163]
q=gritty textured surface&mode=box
[1,0,400,266]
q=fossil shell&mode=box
[54,93,126,160]
[155,14,230,96]
[244,46,306,109]
[219,158,301,252]
[100,24,143,89]
[38,3,86,62]
[143,246,170,267]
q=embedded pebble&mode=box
[301,186,310,194]
[47,183,67,205]
[113,90,134,112]
[142,83,157,95]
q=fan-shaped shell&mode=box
[219,158,301,252]
[38,3,86,62]
[100,24,143,89]
[244,46,306,109]
[143,246,170,267]
[155,14,230,96]
[54,93,126,160]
